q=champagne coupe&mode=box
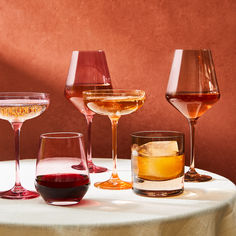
[83,89,145,190]
[64,51,112,173]
[0,92,49,199]
[166,49,220,182]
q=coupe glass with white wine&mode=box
[0,92,49,199]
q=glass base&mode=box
[72,162,107,173]
[46,200,81,206]
[88,163,107,173]
[133,188,183,197]
[132,176,184,197]
[0,185,39,199]
[94,178,132,190]
[185,168,212,182]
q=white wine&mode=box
[0,99,49,122]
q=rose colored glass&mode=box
[64,50,112,173]
[166,49,220,182]
[0,92,49,199]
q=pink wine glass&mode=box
[64,50,112,173]
[0,92,49,199]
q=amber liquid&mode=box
[165,92,220,119]
[0,99,49,123]
[84,95,145,117]
[133,154,185,181]
[65,84,112,116]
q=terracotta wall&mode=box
[0,0,235,183]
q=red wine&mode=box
[166,92,220,119]
[35,173,90,203]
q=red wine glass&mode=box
[166,50,220,182]
[0,92,49,199]
[35,132,90,206]
[64,50,112,173]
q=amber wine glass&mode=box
[0,92,49,199]
[64,50,112,173]
[166,49,220,182]
[83,89,145,190]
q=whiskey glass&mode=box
[64,50,112,173]
[83,89,145,190]
[166,50,220,182]
[131,131,185,197]
[0,92,49,199]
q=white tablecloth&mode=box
[0,159,235,236]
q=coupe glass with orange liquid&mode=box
[166,49,220,182]
[83,89,145,190]
[131,131,185,197]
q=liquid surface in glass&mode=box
[65,83,112,116]
[166,92,220,119]
[0,99,49,122]
[84,95,145,116]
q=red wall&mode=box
[0,0,235,183]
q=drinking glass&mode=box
[166,49,220,182]
[0,92,49,199]
[64,50,112,173]
[83,89,145,190]
[35,132,90,206]
[131,131,184,197]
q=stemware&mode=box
[35,132,89,206]
[0,92,49,199]
[83,89,145,190]
[64,50,112,173]
[166,49,220,182]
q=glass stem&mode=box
[85,115,93,164]
[188,119,197,171]
[11,122,23,187]
[109,116,120,179]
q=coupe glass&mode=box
[83,89,145,190]
[166,49,220,182]
[0,92,49,199]
[35,132,89,206]
[64,50,112,173]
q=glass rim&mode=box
[0,92,50,98]
[72,50,104,53]
[131,130,184,139]
[175,49,212,52]
[83,89,145,96]
[40,132,83,139]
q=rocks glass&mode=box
[131,131,184,197]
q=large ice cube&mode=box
[138,141,179,157]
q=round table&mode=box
[0,159,235,236]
